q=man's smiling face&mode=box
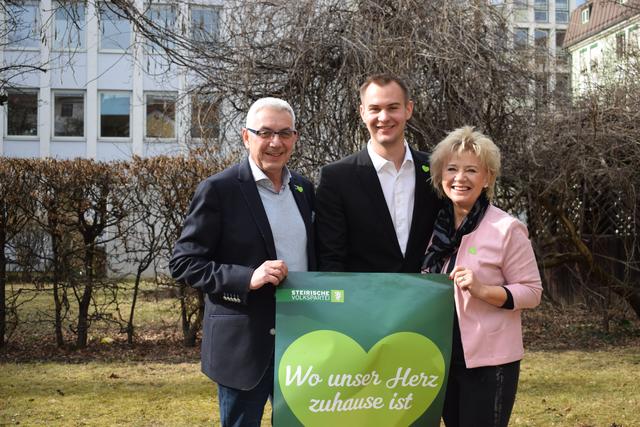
[242,107,297,184]
[359,81,413,149]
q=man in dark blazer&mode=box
[316,74,440,273]
[170,98,315,427]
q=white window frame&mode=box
[51,0,87,52]
[5,1,41,51]
[189,93,219,140]
[4,89,39,139]
[534,0,548,23]
[555,0,569,23]
[629,26,639,53]
[190,5,221,45]
[514,27,529,50]
[581,8,590,24]
[98,91,132,140]
[144,3,179,55]
[514,0,528,22]
[98,1,132,53]
[51,90,86,140]
[144,91,177,141]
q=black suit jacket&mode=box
[169,158,316,390]
[315,147,441,273]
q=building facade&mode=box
[564,0,640,95]
[1,0,221,161]
[491,0,580,96]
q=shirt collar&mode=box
[367,140,414,172]
[247,156,291,189]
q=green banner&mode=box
[274,272,454,427]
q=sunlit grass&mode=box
[0,361,273,426]
[3,283,638,426]
[512,348,640,426]
[2,349,637,426]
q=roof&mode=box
[564,0,640,49]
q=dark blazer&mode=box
[315,147,440,273]
[169,158,316,390]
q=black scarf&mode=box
[421,193,490,274]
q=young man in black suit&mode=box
[316,74,440,273]
[170,98,315,426]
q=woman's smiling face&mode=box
[442,150,490,213]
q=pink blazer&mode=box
[449,205,542,368]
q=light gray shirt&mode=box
[248,157,308,272]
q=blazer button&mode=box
[269,328,275,336]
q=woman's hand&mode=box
[450,266,507,307]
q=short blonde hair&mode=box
[430,126,501,200]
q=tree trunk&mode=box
[179,284,204,347]
[75,246,94,348]
[51,232,65,347]
[126,268,144,345]
[0,227,6,349]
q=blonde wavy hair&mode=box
[429,126,501,200]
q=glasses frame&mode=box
[246,127,298,140]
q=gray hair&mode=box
[245,97,296,128]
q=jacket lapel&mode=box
[354,149,403,257]
[406,148,431,257]
[237,158,277,259]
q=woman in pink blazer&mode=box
[422,126,542,427]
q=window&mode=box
[514,0,528,22]
[554,73,570,97]
[514,28,529,50]
[556,30,567,64]
[100,92,130,138]
[581,7,590,24]
[6,90,38,136]
[535,73,548,101]
[616,32,626,59]
[579,48,588,73]
[534,0,548,23]
[61,103,74,117]
[190,95,219,139]
[145,4,177,53]
[146,93,176,139]
[555,0,568,23]
[6,2,40,48]
[630,27,639,53]
[535,29,549,65]
[191,6,220,44]
[589,44,599,70]
[53,92,85,137]
[53,1,86,50]
[99,2,131,51]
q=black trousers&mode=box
[442,360,520,427]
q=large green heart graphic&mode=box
[278,330,445,427]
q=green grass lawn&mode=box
[1,348,638,426]
[2,283,639,426]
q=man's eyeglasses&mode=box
[246,128,298,140]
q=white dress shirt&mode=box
[366,141,415,256]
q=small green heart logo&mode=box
[278,330,445,426]
[468,247,477,255]
[421,165,430,173]
[295,185,304,193]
